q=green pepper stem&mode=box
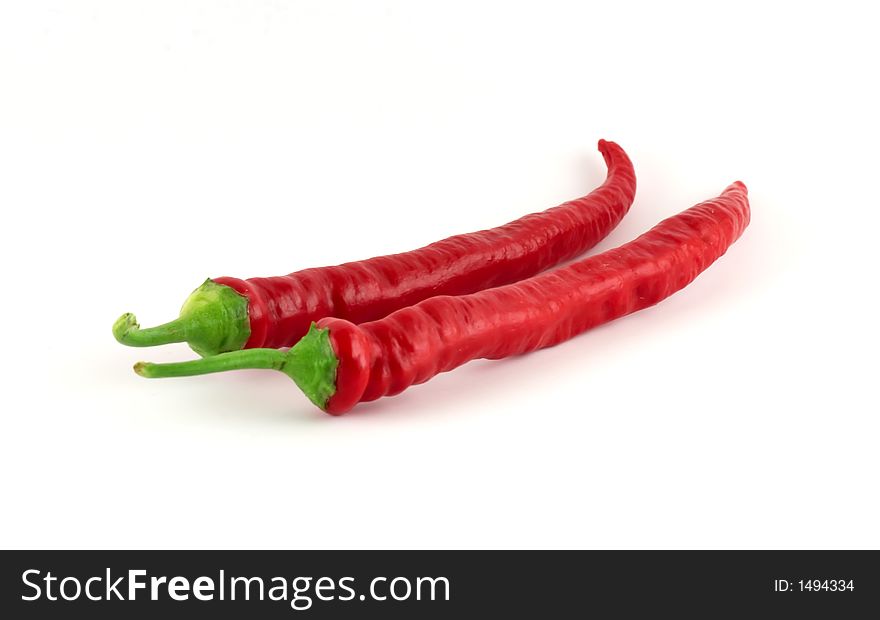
[131,323,340,410]
[135,348,287,378]
[112,279,251,357]
[113,313,189,347]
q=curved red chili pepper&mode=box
[319,181,749,413]
[114,140,636,357]
[135,182,750,415]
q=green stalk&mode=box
[135,348,285,377]
[113,279,251,357]
[133,323,339,409]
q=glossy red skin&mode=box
[315,317,372,415]
[214,140,636,349]
[322,182,750,414]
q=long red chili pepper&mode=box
[134,182,750,414]
[113,140,636,356]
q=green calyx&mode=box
[113,279,251,357]
[280,324,339,408]
[133,323,339,410]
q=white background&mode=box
[1,1,877,549]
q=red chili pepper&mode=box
[135,182,750,414]
[113,140,636,357]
